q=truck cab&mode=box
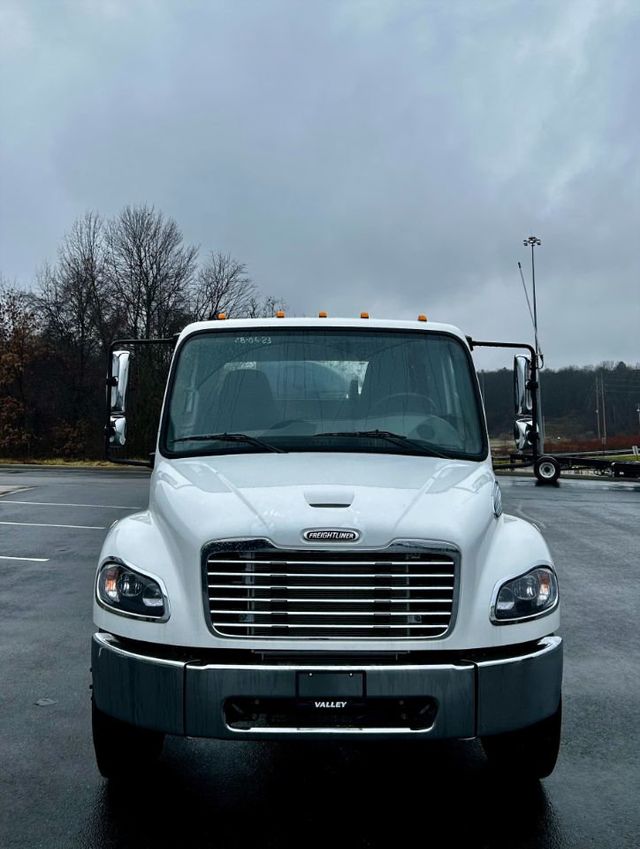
[92,316,562,779]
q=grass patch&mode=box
[0,458,120,467]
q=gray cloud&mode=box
[1,0,639,367]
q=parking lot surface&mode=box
[0,466,638,848]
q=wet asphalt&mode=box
[0,466,638,849]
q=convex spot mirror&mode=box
[513,355,532,416]
[109,416,127,447]
[514,417,533,451]
[110,350,131,414]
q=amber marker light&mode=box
[418,314,428,322]
[318,311,328,318]
[276,310,285,318]
[360,312,369,319]
[217,313,226,320]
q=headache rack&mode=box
[203,541,459,640]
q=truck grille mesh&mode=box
[204,545,457,639]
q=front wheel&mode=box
[481,700,562,780]
[92,699,164,780]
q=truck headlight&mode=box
[96,561,168,620]
[491,567,558,623]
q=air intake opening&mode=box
[225,697,438,730]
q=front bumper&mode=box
[91,633,562,740]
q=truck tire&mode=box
[481,700,562,780]
[534,455,561,484]
[92,698,164,780]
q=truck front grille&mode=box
[204,543,458,639]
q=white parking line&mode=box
[0,500,140,509]
[513,504,546,530]
[0,521,105,530]
[0,555,50,562]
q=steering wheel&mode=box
[370,392,437,415]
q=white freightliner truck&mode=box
[92,315,562,780]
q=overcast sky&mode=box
[1,0,639,368]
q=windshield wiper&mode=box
[172,432,286,453]
[313,429,450,458]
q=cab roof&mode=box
[177,316,470,348]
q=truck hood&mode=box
[151,452,496,552]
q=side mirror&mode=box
[110,350,131,413]
[108,416,127,446]
[104,337,175,468]
[106,350,131,448]
[513,355,532,415]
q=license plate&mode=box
[297,671,364,698]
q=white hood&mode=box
[97,453,559,650]
[151,452,496,552]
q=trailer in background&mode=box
[467,338,640,484]
[505,451,640,484]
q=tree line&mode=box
[480,362,640,447]
[0,204,283,459]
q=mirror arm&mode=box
[467,337,537,360]
[468,338,540,464]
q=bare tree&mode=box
[0,282,41,454]
[105,204,197,338]
[36,212,113,379]
[58,211,115,350]
[34,211,123,450]
[246,294,288,318]
[191,252,257,320]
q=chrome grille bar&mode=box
[207,584,453,591]
[209,596,453,603]
[209,559,454,567]
[210,622,449,630]
[207,571,454,578]
[210,609,452,617]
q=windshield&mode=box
[162,327,486,459]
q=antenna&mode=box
[517,261,535,328]
[517,260,543,367]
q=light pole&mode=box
[523,236,543,452]
[523,235,542,356]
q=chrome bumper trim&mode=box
[476,635,562,735]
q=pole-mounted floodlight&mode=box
[523,236,541,356]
